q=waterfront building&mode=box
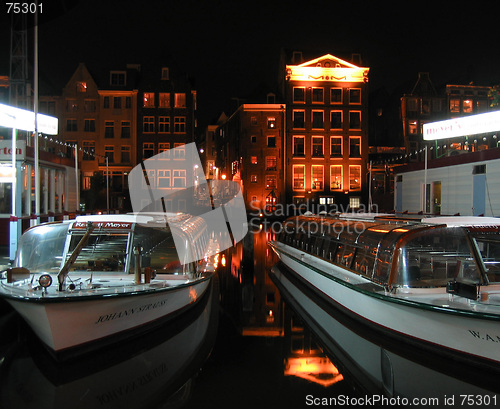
[281,53,370,211]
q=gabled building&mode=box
[282,53,370,211]
[136,65,197,164]
[57,62,139,211]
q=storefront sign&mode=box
[423,110,500,140]
[0,103,58,135]
[0,140,26,160]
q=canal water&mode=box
[0,226,360,409]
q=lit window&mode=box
[267,117,276,129]
[409,120,418,135]
[311,165,323,190]
[143,92,155,108]
[174,93,186,108]
[251,156,258,164]
[463,99,473,113]
[76,82,87,92]
[266,175,277,189]
[159,93,170,108]
[251,175,257,183]
[330,165,342,190]
[293,165,305,190]
[449,99,460,113]
[349,165,361,190]
[349,196,361,209]
[266,156,277,171]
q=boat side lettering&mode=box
[95,299,168,324]
[468,330,500,344]
[73,222,132,229]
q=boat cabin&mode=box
[14,214,210,277]
[277,214,500,289]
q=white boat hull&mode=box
[4,276,211,354]
[271,262,500,397]
[271,242,500,371]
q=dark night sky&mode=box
[2,0,500,128]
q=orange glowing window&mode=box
[143,92,155,108]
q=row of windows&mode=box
[75,142,131,163]
[292,135,362,158]
[143,116,186,133]
[143,92,187,109]
[293,87,362,105]
[293,110,362,130]
[278,231,385,281]
[292,164,361,191]
[250,135,277,147]
[142,142,185,160]
[65,119,132,138]
[140,169,187,189]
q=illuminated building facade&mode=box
[401,72,491,160]
[216,104,285,212]
[136,65,197,163]
[282,54,370,210]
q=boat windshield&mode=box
[395,227,482,287]
[15,223,69,273]
[66,230,130,273]
[471,235,500,283]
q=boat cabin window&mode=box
[395,227,481,287]
[66,230,130,273]
[353,246,377,278]
[15,223,69,273]
[472,236,500,283]
[131,226,180,273]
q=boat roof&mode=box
[420,216,500,227]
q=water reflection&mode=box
[0,278,218,409]
[217,226,347,389]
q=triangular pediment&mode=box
[297,54,360,69]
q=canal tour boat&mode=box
[268,213,500,394]
[0,213,219,359]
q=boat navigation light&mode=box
[38,274,52,288]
